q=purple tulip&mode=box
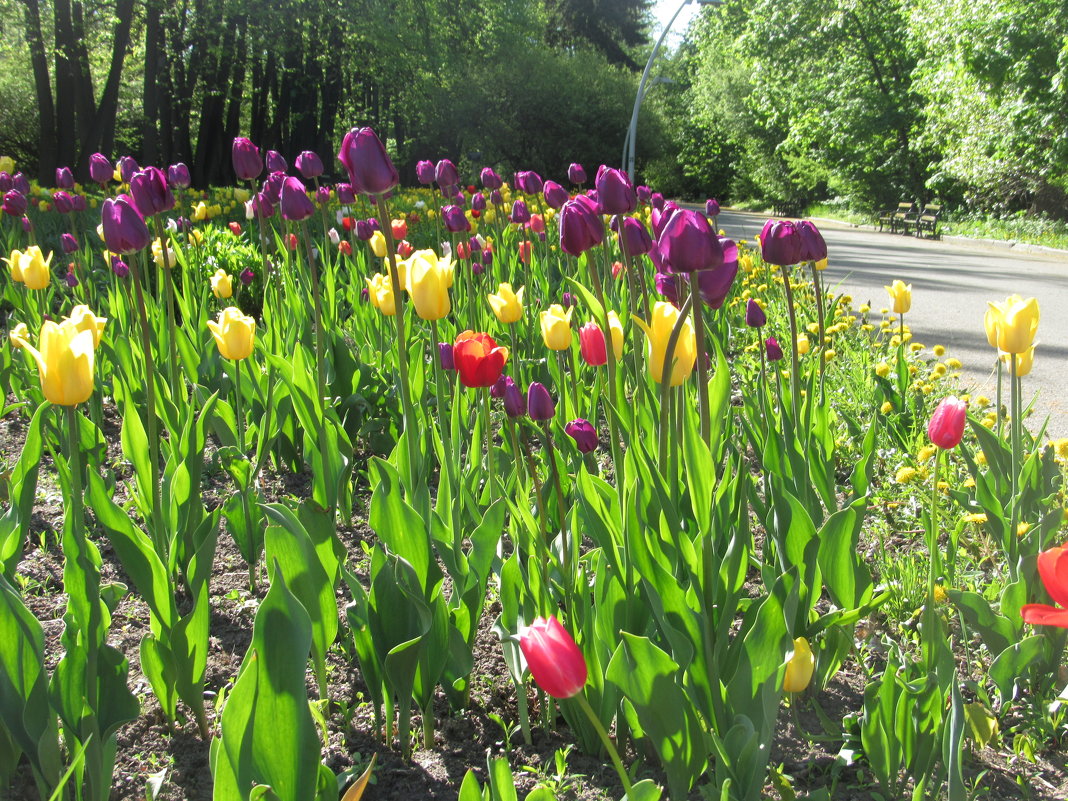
[2,190,27,217]
[760,219,803,266]
[439,342,455,371]
[490,189,503,205]
[595,165,637,215]
[338,127,399,196]
[442,205,471,233]
[617,216,653,256]
[251,191,275,219]
[564,419,598,453]
[111,255,129,278]
[658,209,723,273]
[260,171,285,205]
[481,168,503,190]
[240,267,255,285]
[280,176,315,221]
[765,336,784,361]
[435,159,460,189]
[313,185,329,206]
[12,174,29,195]
[21,216,32,233]
[705,198,720,218]
[89,153,112,185]
[690,260,738,309]
[415,160,436,185]
[60,233,79,254]
[0,172,10,193]
[65,269,78,288]
[130,167,175,216]
[561,291,574,309]
[71,195,86,212]
[482,249,493,267]
[266,150,287,174]
[651,192,665,210]
[232,138,262,181]
[55,166,74,189]
[527,382,556,421]
[101,196,151,254]
[651,201,680,240]
[471,192,486,212]
[797,220,827,262]
[509,199,531,225]
[471,261,485,275]
[558,195,604,256]
[568,163,587,185]
[746,298,766,328]
[354,219,373,241]
[336,183,356,204]
[52,191,74,214]
[168,163,191,189]
[296,151,324,179]
[501,377,526,417]
[514,170,543,195]
[543,180,570,210]
[655,271,684,306]
[118,156,140,184]
[637,185,652,204]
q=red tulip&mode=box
[453,331,509,388]
[391,218,408,240]
[518,240,533,264]
[519,615,587,699]
[1021,544,1068,627]
[579,322,607,366]
[927,396,967,449]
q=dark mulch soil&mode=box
[4,399,1067,801]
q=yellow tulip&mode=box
[814,257,828,271]
[369,230,387,259]
[152,238,176,269]
[987,295,1039,354]
[1002,345,1036,377]
[66,305,107,348]
[9,322,28,348]
[13,319,95,406]
[0,156,14,174]
[207,306,256,360]
[365,273,395,316]
[233,188,251,203]
[18,246,53,290]
[796,334,810,355]
[403,249,452,321]
[607,310,625,361]
[540,304,574,351]
[783,637,814,693]
[983,305,1000,348]
[112,166,123,183]
[632,301,696,386]
[193,201,208,222]
[3,248,25,283]
[211,269,234,299]
[884,279,912,314]
[487,283,525,324]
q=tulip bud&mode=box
[564,418,598,453]
[294,151,323,179]
[55,166,74,189]
[111,256,129,278]
[316,186,331,206]
[416,160,436,185]
[336,183,356,204]
[558,195,604,256]
[705,198,720,218]
[471,192,486,212]
[637,185,652,204]
[514,170,543,195]
[568,163,587,185]
[543,180,569,210]
[579,322,607,366]
[885,280,912,315]
[618,216,653,256]
[280,176,314,221]
[61,233,79,254]
[489,189,503,205]
[442,205,471,233]
[207,306,256,360]
[101,197,151,254]
[130,167,176,216]
[480,167,503,190]
[745,298,766,328]
[595,165,637,215]
[518,616,587,699]
[265,150,287,174]
[338,127,399,196]
[240,267,255,285]
[232,138,263,181]
[509,199,531,225]
[438,342,455,371]
[435,159,460,189]
[2,190,27,217]
[927,396,967,449]
[783,637,814,693]
[210,269,234,299]
[89,153,113,185]
[53,191,74,214]
[765,336,783,361]
[168,163,191,189]
[527,382,555,421]
[797,220,827,262]
[760,219,803,266]
[12,172,29,194]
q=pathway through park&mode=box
[717,210,1068,439]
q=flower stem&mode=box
[574,692,632,797]
[301,222,327,411]
[690,279,710,445]
[781,264,802,420]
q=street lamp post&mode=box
[624,0,722,184]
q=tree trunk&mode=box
[53,0,79,171]
[143,0,163,164]
[21,0,57,182]
[77,0,136,175]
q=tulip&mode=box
[12,172,29,195]
[17,246,53,290]
[885,280,912,315]
[415,160,436,185]
[1008,344,1036,377]
[987,295,1039,354]
[617,216,653,257]
[435,159,460,189]
[111,257,129,278]
[797,220,827,262]
[746,298,766,327]
[102,197,151,254]
[369,230,387,258]
[397,240,414,259]
[543,180,569,210]
[527,382,555,420]
[634,302,696,386]
[509,199,531,225]
[240,268,255,286]
[207,306,256,361]
[391,218,408,240]
[365,274,395,315]
[2,190,27,217]
[11,319,95,405]
[471,192,486,212]
[151,237,177,269]
[338,127,399,196]
[637,185,652,204]
[490,189,503,205]
[0,172,9,192]
[315,186,331,206]
[518,240,533,264]
[529,213,545,235]
[651,201,680,240]
[540,304,574,351]
[564,418,598,453]
[211,269,234,299]
[442,205,470,233]
[796,334,810,355]
[705,198,720,218]
[438,342,455,371]
[499,377,526,418]
[1021,543,1068,627]
[67,305,107,347]
[927,396,967,449]
[453,331,509,388]
[53,191,74,214]
[280,176,314,221]
[488,283,525,324]
[64,269,78,289]
[266,150,287,173]
[130,167,175,216]
[760,219,802,266]
[568,163,587,185]
[783,637,814,693]
[480,167,503,190]
[60,233,79,255]
[518,616,587,699]
[514,170,543,195]
[232,137,263,181]
[594,165,637,215]
[558,195,604,256]
[168,163,191,189]
[9,322,28,348]
[765,336,784,361]
[336,183,356,204]
[691,238,739,308]
[404,249,453,321]
[658,209,723,273]
[55,166,74,189]
[89,153,112,185]
[655,270,684,306]
[579,322,607,366]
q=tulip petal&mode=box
[1021,603,1068,628]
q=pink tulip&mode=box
[519,616,587,699]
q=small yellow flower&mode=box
[875,362,891,378]
[933,345,946,357]
[933,585,948,603]
[796,335,810,355]
[880,401,894,414]
[1017,522,1031,538]
[917,445,937,462]
[1053,438,1068,460]
[946,357,962,369]
[859,304,870,314]
[896,466,917,484]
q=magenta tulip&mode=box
[519,616,587,699]
[927,396,967,449]
[337,127,399,196]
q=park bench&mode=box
[913,204,942,238]
[878,202,918,233]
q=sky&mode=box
[651,0,703,46]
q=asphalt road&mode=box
[716,209,1068,439]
